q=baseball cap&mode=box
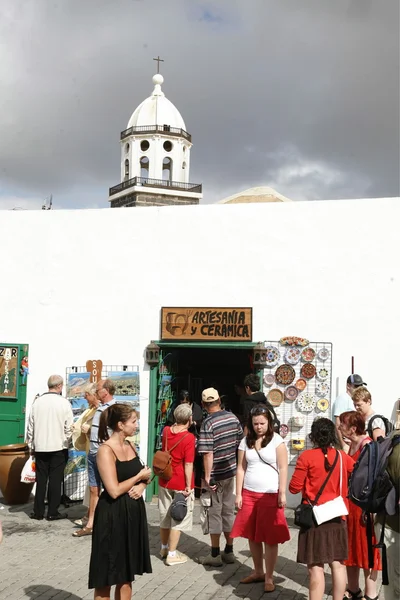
[170,493,187,522]
[201,387,219,403]
[347,374,367,387]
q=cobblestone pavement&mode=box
[0,499,382,600]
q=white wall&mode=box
[1,198,399,503]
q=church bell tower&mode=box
[109,60,202,208]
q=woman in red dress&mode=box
[339,411,381,600]
[231,405,290,593]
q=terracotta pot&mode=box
[0,443,34,505]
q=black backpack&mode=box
[367,414,394,439]
[348,435,400,585]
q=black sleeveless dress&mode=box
[88,455,152,589]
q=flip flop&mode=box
[72,527,93,537]
[240,574,265,584]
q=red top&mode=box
[289,447,354,510]
[158,426,196,491]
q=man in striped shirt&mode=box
[73,378,115,537]
[197,387,243,566]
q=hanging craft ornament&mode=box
[291,439,305,451]
[317,347,330,361]
[284,347,301,365]
[317,368,329,381]
[263,373,275,387]
[291,415,305,428]
[263,346,280,368]
[301,347,316,362]
[280,336,309,347]
[300,363,316,380]
[297,392,316,412]
[279,424,289,438]
[284,386,298,401]
[316,382,330,397]
[317,398,329,412]
[295,378,307,391]
[267,388,284,407]
[275,364,296,385]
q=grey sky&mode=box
[0,0,398,209]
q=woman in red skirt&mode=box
[231,404,290,593]
[339,411,381,600]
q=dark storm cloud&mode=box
[0,0,398,208]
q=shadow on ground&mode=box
[24,585,81,599]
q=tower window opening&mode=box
[163,140,173,152]
[140,140,150,152]
[162,157,172,182]
[125,143,130,153]
[140,156,149,179]
[182,161,186,170]
[124,159,130,181]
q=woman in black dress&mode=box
[88,404,152,600]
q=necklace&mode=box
[171,424,187,434]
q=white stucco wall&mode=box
[0,198,399,503]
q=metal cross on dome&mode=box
[153,55,164,74]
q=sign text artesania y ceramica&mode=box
[161,307,252,341]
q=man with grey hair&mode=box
[26,375,73,520]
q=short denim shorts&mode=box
[87,452,101,488]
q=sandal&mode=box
[344,590,363,600]
[363,596,379,600]
[240,573,265,584]
[264,582,275,593]
[73,516,88,527]
[72,527,93,537]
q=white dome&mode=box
[127,74,186,130]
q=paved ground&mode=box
[0,498,382,600]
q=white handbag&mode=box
[312,451,349,525]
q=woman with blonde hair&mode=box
[71,383,100,533]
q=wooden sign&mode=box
[161,307,252,341]
[86,359,103,383]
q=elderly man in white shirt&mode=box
[26,374,73,521]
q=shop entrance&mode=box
[146,341,257,500]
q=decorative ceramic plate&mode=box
[275,364,296,385]
[300,363,316,379]
[317,368,329,381]
[267,388,284,407]
[284,347,301,365]
[263,373,275,387]
[316,382,330,397]
[279,424,289,438]
[297,392,316,412]
[264,346,280,368]
[295,378,307,391]
[301,347,316,362]
[317,347,330,361]
[284,386,298,401]
[280,336,309,347]
[317,398,329,412]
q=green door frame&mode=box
[145,340,257,501]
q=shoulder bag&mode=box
[312,450,348,525]
[294,450,339,529]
